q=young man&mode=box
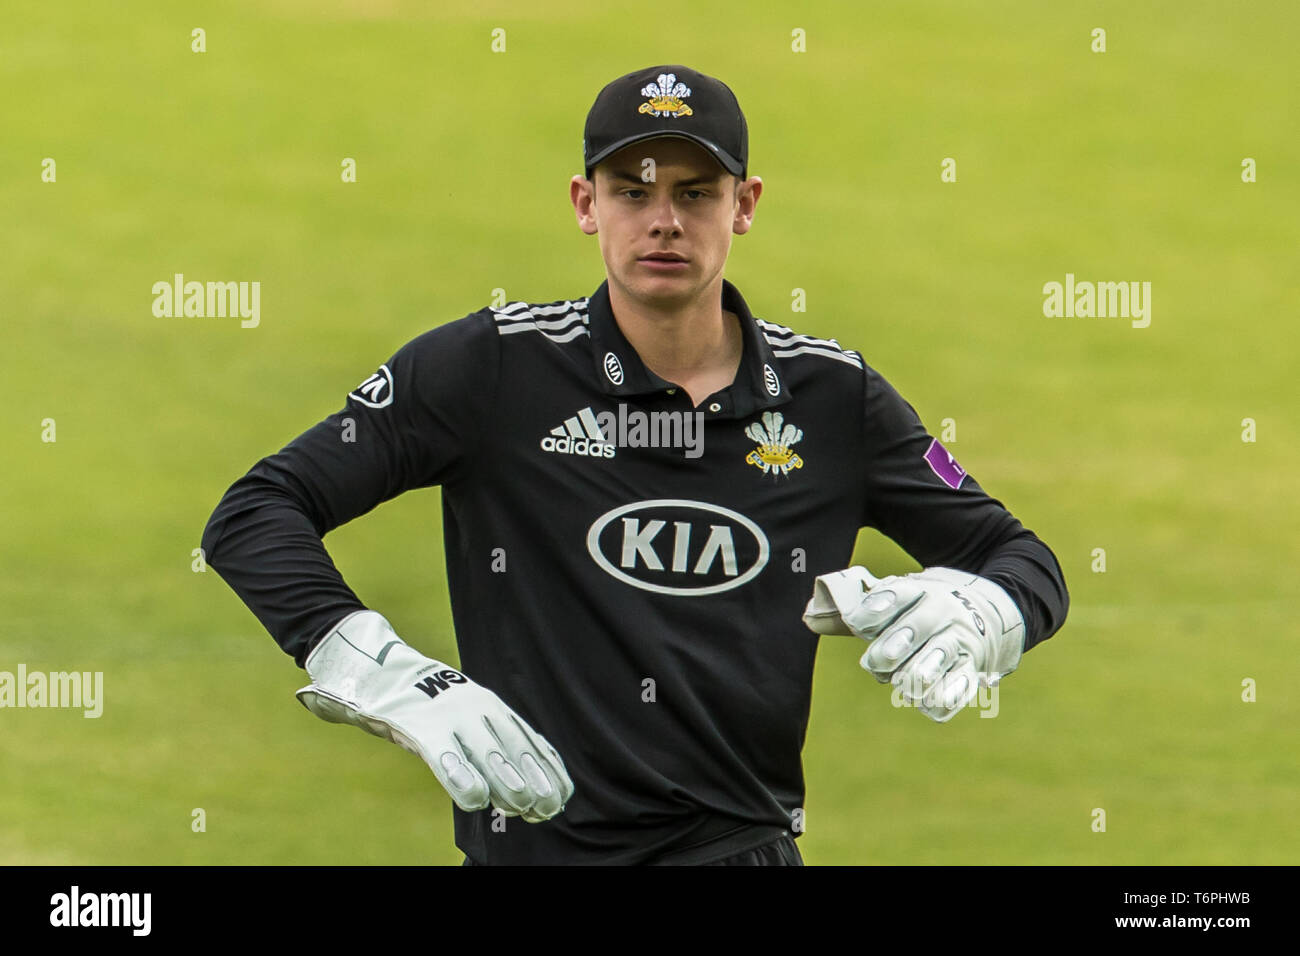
[201,65,1069,866]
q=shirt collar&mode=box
[585,278,792,418]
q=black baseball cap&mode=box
[583,65,748,181]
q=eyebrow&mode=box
[604,170,724,187]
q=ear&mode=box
[570,175,599,235]
[732,176,762,236]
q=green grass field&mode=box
[2,0,1296,864]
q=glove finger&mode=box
[544,741,576,807]
[483,713,575,820]
[891,630,963,703]
[468,717,540,816]
[860,622,928,681]
[918,662,979,723]
[509,716,575,819]
[450,701,573,821]
[416,730,492,812]
[842,577,926,638]
[519,782,563,823]
[485,713,560,816]
[447,724,533,816]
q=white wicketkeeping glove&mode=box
[803,566,1025,723]
[295,610,574,822]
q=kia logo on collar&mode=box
[603,351,625,385]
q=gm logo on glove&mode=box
[413,668,469,700]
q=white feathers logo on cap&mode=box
[638,73,693,118]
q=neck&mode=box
[607,276,742,385]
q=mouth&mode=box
[637,252,690,270]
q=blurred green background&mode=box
[2,0,1295,864]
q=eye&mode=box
[621,188,646,199]
[683,189,707,200]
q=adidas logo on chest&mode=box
[539,406,617,459]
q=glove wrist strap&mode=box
[967,576,1026,680]
[304,610,428,682]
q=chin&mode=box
[627,277,697,307]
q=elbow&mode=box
[1049,545,1070,630]
[200,495,231,572]
[1035,541,1070,644]
[199,473,259,572]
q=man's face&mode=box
[570,138,761,311]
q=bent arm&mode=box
[200,312,498,665]
[859,363,1069,652]
[201,458,371,666]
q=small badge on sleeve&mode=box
[923,438,966,489]
[350,365,394,409]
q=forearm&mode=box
[201,468,367,667]
[977,529,1069,653]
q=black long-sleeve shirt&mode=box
[201,278,1069,863]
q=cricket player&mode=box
[201,64,1069,866]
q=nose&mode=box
[647,193,683,239]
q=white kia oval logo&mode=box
[763,363,780,396]
[586,499,770,596]
[603,351,624,385]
